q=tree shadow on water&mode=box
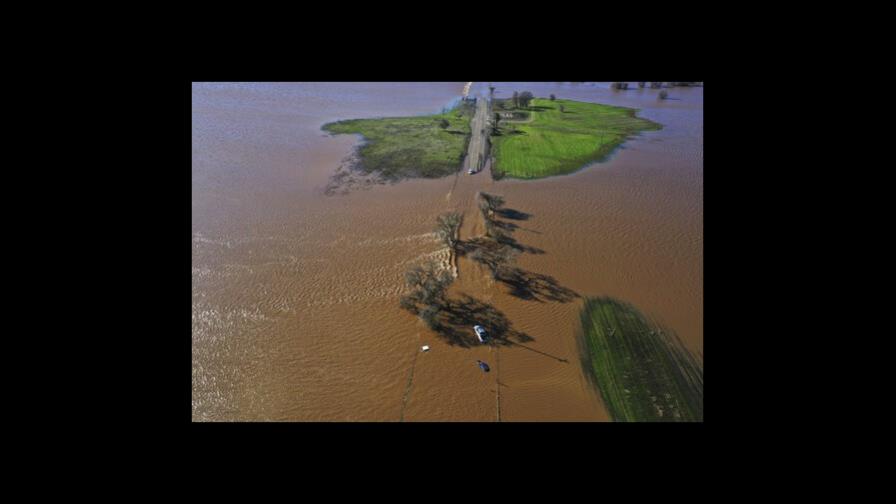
[502,339,569,363]
[495,208,531,221]
[402,292,571,362]
[455,214,576,304]
[405,293,534,348]
[489,219,519,233]
[495,266,579,303]
[403,197,577,355]
[497,234,545,255]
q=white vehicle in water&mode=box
[468,169,475,175]
[474,325,488,343]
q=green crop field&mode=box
[579,297,703,422]
[490,98,661,179]
[322,102,473,180]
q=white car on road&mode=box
[474,325,488,343]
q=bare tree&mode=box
[404,260,453,308]
[478,192,505,211]
[418,305,440,328]
[478,194,492,220]
[435,212,462,248]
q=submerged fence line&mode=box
[398,341,421,422]
[495,345,501,422]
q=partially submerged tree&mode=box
[484,219,511,241]
[418,305,440,328]
[491,247,520,279]
[400,258,457,330]
[638,82,646,88]
[403,260,453,308]
[658,90,668,100]
[469,247,488,269]
[497,242,520,263]
[468,240,519,278]
[477,194,492,220]
[478,191,505,212]
[435,212,462,248]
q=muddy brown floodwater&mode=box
[192,82,703,421]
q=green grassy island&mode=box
[490,98,661,179]
[579,297,703,422]
[322,102,474,180]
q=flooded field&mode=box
[192,82,703,421]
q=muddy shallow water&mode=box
[192,82,702,421]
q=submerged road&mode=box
[463,96,489,173]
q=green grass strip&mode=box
[579,297,703,422]
[322,102,474,180]
[491,98,661,179]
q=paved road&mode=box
[463,97,489,173]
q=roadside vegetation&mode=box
[435,212,462,249]
[400,212,463,330]
[399,259,455,330]
[578,297,703,422]
[400,196,576,348]
[322,101,474,180]
[488,98,661,179]
[458,192,578,304]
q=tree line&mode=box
[510,91,534,109]
[472,192,521,278]
[399,212,462,328]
